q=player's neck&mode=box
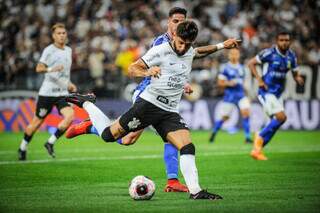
[167,31,172,39]
[53,42,65,49]
[229,60,238,65]
[276,45,288,56]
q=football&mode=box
[129,175,156,200]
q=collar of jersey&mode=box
[275,46,288,57]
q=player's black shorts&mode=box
[35,95,70,119]
[119,98,189,141]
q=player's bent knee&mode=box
[180,143,195,155]
[101,127,116,142]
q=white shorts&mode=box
[220,97,251,117]
[258,93,284,116]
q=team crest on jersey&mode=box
[180,118,188,128]
[128,117,141,130]
[39,108,48,117]
[287,61,291,69]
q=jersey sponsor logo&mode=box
[39,108,48,117]
[156,95,169,104]
[146,53,160,63]
[127,117,141,130]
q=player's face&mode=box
[228,49,240,62]
[277,34,290,52]
[52,27,67,46]
[172,36,193,56]
[168,14,186,36]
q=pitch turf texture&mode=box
[0,131,319,213]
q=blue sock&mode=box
[212,120,224,133]
[117,138,123,145]
[242,117,251,140]
[164,143,179,179]
[259,119,283,146]
[90,126,99,135]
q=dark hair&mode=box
[176,21,198,42]
[169,7,187,18]
[277,30,290,39]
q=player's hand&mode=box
[295,75,304,86]
[50,64,64,72]
[227,80,237,87]
[184,83,193,94]
[258,79,268,90]
[68,82,77,92]
[147,66,161,78]
[223,38,241,49]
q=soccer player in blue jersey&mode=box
[66,7,190,192]
[247,31,304,160]
[209,48,252,144]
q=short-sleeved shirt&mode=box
[139,42,195,112]
[38,44,72,97]
[218,62,245,104]
[255,46,298,98]
[134,33,171,98]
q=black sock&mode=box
[24,133,33,143]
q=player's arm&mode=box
[36,63,64,73]
[247,57,267,90]
[68,82,77,92]
[292,71,304,86]
[128,59,161,78]
[218,79,237,88]
[194,38,241,59]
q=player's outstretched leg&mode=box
[18,116,44,161]
[44,106,74,158]
[241,113,252,143]
[209,119,224,143]
[163,143,188,192]
[251,112,286,160]
[66,119,97,138]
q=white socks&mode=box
[83,101,111,136]
[20,139,28,151]
[47,135,57,144]
[180,154,202,195]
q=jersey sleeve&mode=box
[39,47,51,65]
[141,45,162,68]
[255,48,272,64]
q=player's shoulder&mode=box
[64,45,72,53]
[259,47,275,56]
[152,33,170,47]
[42,44,55,52]
[287,48,297,58]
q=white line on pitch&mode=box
[0,148,319,165]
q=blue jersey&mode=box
[219,62,245,104]
[256,46,298,98]
[134,33,171,97]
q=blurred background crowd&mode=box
[0,0,319,99]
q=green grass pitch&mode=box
[0,130,319,212]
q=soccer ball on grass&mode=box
[129,175,155,200]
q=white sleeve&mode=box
[141,45,162,68]
[39,47,50,65]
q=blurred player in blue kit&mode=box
[209,48,252,144]
[248,31,304,160]
[66,7,192,192]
